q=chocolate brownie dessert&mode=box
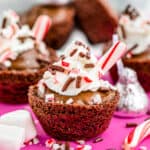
[29,41,120,140]
[109,5,150,91]
[74,0,118,43]
[0,10,57,103]
[21,4,75,49]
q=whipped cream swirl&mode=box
[0,10,49,68]
[39,41,116,96]
[117,11,150,55]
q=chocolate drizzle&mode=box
[76,76,82,88]
[123,5,139,20]
[62,77,75,92]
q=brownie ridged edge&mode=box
[28,85,119,140]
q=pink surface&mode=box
[0,76,150,150]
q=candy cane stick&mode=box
[124,119,150,149]
[32,15,52,41]
[0,50,14,63]
[113,34,125,76]
[98,41,127,74]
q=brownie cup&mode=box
[29,85,119,140]
[28,41,119,140]
[0,10,57,103]
[108,5,150,91]
[21,4,75,49]
[74,0,118,43]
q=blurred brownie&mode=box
[21,4,75,49]
[108,5,150,91]
[0,10,57,103]
[75,0,118,43]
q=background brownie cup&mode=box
[29,40,127,140]
[21,4,75,49]
[109,5,150,91]
[74,0,118,43]
[0,10,57,103]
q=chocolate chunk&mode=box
[84,63,95,68]
[50,65,65,72]
[70,49,77,57]
[128,44,138,52]
[2,18,7,28]
[79,52,85,58]
[62,77,75,92]
[60,55,66,60]
[126,123,137,128]
[123,5,139,20]
[120,25,126,39]
[76,76,82,88]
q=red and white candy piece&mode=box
[124,119,150,149]
[32,15,52,41]
[45,138,56,148]
[76,144,92,150]
[98,41,127,74]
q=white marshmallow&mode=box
[0,124,25,150]
[0,110,37,142]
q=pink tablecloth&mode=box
[0,75,150,150]
[0,96,150,150]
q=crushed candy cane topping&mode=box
[0,10,50,68]
[117,5,150,55]
[38,41,116,97]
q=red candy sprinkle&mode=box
[84,77,92,83]
[62,61,70,67]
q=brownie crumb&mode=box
[106,148,116,150]
[146,110,150,115]
[93,137,103,143]
[144,117,150,121]
[65,142,70,150]
[126,123,137,128]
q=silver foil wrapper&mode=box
[114,67,149,118]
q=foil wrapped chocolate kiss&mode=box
[114,61,149,118]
